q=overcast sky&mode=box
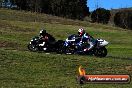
[87,0,132,11]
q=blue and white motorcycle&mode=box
[59,34,109,57]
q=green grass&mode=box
[0,9,132,88]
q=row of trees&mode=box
[114,10,132,29]
[90,8,132,30]
[9,0,89,20]
[1,0,131,29]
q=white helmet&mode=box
[78,28,85,36]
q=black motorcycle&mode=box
[28,36,64,52]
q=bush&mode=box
[114,10,132,30]
[91,8,111,24]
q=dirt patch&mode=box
[0,41,20,48]
[125,65,132,71]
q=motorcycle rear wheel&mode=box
[65,46,75,55]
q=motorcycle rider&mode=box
[77,28,94,51]
[39,29,56,47]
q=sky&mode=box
[87,0,132,11]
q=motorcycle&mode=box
[28,36,64,52]
[59,34,109,57]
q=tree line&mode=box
[114,10,132,30]
[1,0,131,30]
[9,0,89,20]
[90,8,132,30]
[9,0,111,23]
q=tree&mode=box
[114,10,132,30]
[91,8,111,24]
[9,0,89,20]
[11,0,28,10]
[0,0,3,7]
[27,0,42,12]
[50,0,89,19]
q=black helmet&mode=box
[40,29,46,36]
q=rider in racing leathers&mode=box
[77,28,94,51]
[39,29,56,47]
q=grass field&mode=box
[0,8,132,88]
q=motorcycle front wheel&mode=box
[28,44,38,52]
[94,47,107,57]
